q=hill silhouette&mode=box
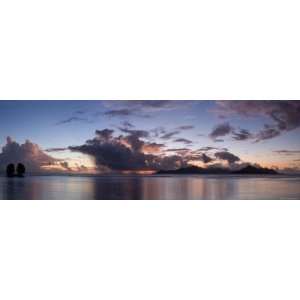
[157,165,278,175]
[232,165,278,175]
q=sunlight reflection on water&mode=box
[0,175,300,200]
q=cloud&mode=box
[279,166,300,174]
[161,131,180,139]
[215,151,240,164]
[56,116,89,125]
[164,148,214,164]
[273,150,300,155]
[122,121,134,128]
[118,128,150,138]
[0,137,92,174]
[45,147,68,152]
[196,146,228,153]
[69,129,187,171]
[209,122,233,139]
[198,146,219,151]
[255,125,280,142]
[104,109,133,117]
[95,129,115,140]
[199,153,214,163]
[166,148,190,152]
[49,125,244,173]
[232,129,253,141]
[120,100,192,111]
[102,101,194,119]
[60,161,71,171]
[0,137,58,172]
[176,125,194,130]
[174,138,193,144]
[150,127,166,138]
[68,127,227,171]
[142,143,165,154]
[0,132,244,174]
[216,100,300,141]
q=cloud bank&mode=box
[68,129,186,171]
[216,100,300,142]
[68,128,245,172]
[0,137,57,172]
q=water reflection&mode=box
[0,175,300,200]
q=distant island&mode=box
[156,165,278,175]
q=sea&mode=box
[0,174,300,200]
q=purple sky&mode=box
[0,100,299,173]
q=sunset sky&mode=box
[0,100,299,174]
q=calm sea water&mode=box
[0,175,299,200]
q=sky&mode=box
[0,100,300,174]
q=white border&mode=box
[0,200,300,300]
[0,0,300,299]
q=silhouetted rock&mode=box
[16,163,26,177]
[232,165,278,175]
[157,165,278,175]
[157,166,230,175]
[6,164,15,177]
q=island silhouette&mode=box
[156,165,278,175]
[6,163,26,177]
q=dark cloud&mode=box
[69,129,187,171]
[232,129,253,141]
[198,146,218,151]
[127,100,174,109]
[255,125,280,142]
[216,100,300,141]
[67,128,228,171]
[56,116,89,125]
[200,153,214,163]
[209,122,233,139]
[179,152,215,164]
[104,109,133,117]
[157,155,189,171]
[102,101,194,120]
[121,100,192,111]
[118,127,149,138]
[60,161,71,171]
[69,139,143,171]
[161,131,180,139]
[166,148,190,152]
[45,147,68,152]
[215,151,240,164]
[151,127,166,138]
[273,150,300,155]
[94,129,115,142]
[0,137,58,172]
[176,125,194,130]
[122,121,134,128]
[197,146,228,153]
[174,138,193,144]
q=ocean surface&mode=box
[0,175,300,200]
